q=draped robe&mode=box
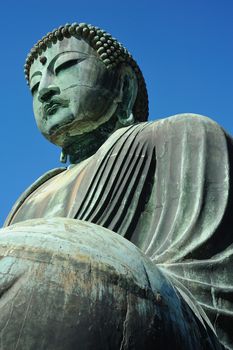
[5,114,233,349]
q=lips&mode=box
[44,102,61,115]
[43,98,69,119]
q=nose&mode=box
[38,86,60,102]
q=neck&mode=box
[61,116,118,164]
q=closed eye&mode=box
[31,82,40,95]
[55,59,79,75]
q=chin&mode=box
[42,114,76,146]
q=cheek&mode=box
[57,69,82,91]
[69,87,117,121]
[33,99,43,125]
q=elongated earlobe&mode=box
[115,65,138,127]
[118,112,134,126]
[60,149,67,163]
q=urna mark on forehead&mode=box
[29,36,98,81]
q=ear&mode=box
[115,65,138,126]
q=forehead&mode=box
[30,36,97,79]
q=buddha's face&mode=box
[29,37,122,147]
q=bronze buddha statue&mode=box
[1,22,233,349]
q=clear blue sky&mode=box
[1,0,233,225]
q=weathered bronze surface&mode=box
[1,22,233,349]
[0,218,223,349]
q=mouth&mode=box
[44,103,60,116]
[43,98,69,119]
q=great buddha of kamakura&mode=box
[1,23,232,350]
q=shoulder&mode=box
[108,114,226,151]
[4,167,66,227]
[120,114,230,161]
[133,113,227,143]
[151,113,223,130]
[119,114,224,135]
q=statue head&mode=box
[25,23,148,161]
